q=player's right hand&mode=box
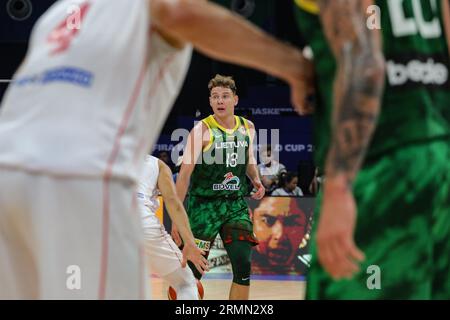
[181,243,209,275]
[316,176,365,280]
[171,225,182,247]
[251,179,265,200]
[289,48,315,116]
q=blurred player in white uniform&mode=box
[0,0,312,299]
[139,155,206,300]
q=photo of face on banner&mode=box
[250,197,313,275]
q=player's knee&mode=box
[227,241,252,286]
[165,266,196,288]
[166,267,199,300]
[232,258,251,286]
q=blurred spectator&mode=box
[258,145,287,194]
[272,171,304,196]
[297,160,316,196]
[308,167,324,196]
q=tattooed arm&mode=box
[320,0,385,184]
[315,0,385,280]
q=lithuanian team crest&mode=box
[212,172,241,191]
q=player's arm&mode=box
[175,122,208,203]
[150,0,314,114]
[158,160,195,246]
[157,160,208,273]
[316,0,385,280]
[320,0,385,186]
[172,122,208,245]
[245,121,264,200]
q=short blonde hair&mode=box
[208,74,237,94]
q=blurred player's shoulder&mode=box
[294,0,320,15]
[145,155,159,168]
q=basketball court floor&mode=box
[150,274,306,300]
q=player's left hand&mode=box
[181,242,209,275]
[316,176,365,280]
[251,179,265,200]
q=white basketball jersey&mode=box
[0,0,192,182]
[138,155,161,228]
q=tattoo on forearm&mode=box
[319,0,385,184]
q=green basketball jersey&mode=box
[188,115,251,198]
[294,0,450,168]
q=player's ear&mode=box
[234,95,239,106]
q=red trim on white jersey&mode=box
[99,52,151,300]
[139,245,145,300]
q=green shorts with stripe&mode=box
[307,140,450,299]
[186,195,258,247]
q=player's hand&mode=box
[181,242,209,275]
[316,176,365,280]
[171,225,182,247]
[251,179,265,200]
[289,48,315,116]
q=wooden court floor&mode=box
[150,275,306,300]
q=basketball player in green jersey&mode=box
[294,0,450,299]
[174,75,265,300]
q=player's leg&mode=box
[223,238,254,300]
[220,198,258,300]
[0,169,39,299]
[185,195,223,280]
[32,177,147,299]
[307,143,439,299]
[143,224,199,300]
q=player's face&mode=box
[209,87,238,118]
[253,198,307,266]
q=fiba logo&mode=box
[6,0,33,21]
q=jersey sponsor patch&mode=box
[386,54,449,89]
[212,172,241,191]
[14,67,94,88]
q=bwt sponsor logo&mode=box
[14,67,94,88]
[387,58,448,87]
